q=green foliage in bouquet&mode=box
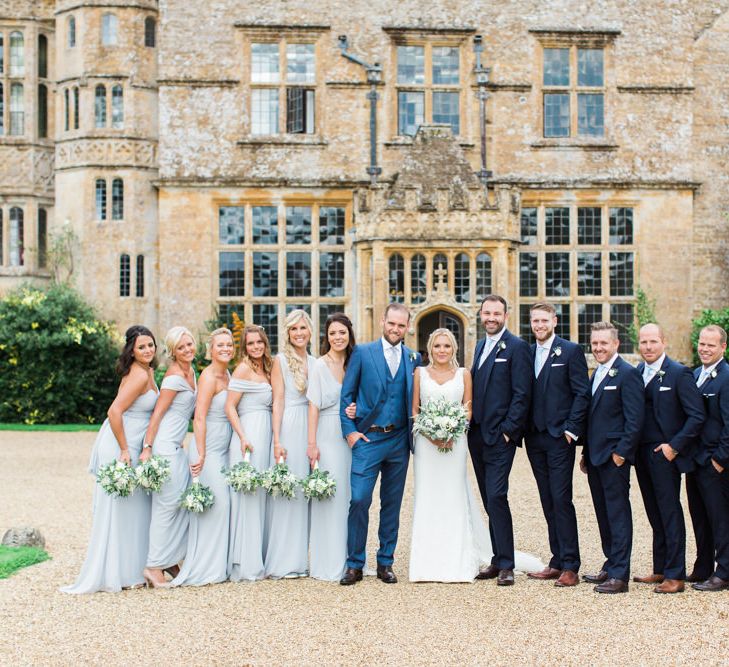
[261,461,299,499]
[0,284,119,424]
[134,455,171,493]
[222,453,262,494]
[180,478,215,513]
[300,464,337,500]
[97,459,138,497]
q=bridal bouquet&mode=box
[222,451,262,494]
[179,477,215,513]
[134,455,171,493]
[300,462,337,501]
[97,459,138,497]
[261,458,299,499]
[412,396,469,453]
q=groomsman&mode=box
[581,321,644,593]
[468,295,531,586]
[525,303,589,588]
[633,324,705,593]
[686,325,729,591]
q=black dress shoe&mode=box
[339,567,363,586]
[594,578,629,594]
[376,565,398,583]
[687,570,711,583]
[497,569,514,586]
[475,564,499,580]
[582,569,608,584]
[692,575,729,592]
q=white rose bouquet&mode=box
[96,459,138,497]
[179,477,215,513]
[412,396,469,453]
[134,455,171,493]
[261,457,299,499]
[222,451,262,494]
[300,461,337,500]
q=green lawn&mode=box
[0,423,101,432]
[0,545,50,579]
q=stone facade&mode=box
[2,1,729,364]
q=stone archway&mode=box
[416,308,465,366]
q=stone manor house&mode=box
[2,1,729,364]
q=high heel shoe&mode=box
[143,567,172,589]
[163,564,180,579]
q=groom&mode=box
[339,303,420,585]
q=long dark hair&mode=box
[321,313,356,370]
[239,324,273,380]
[116,325,158,376]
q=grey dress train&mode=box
[172,384,232,586]
[306,357,352,581]
[61,389,157,594]
[227,378,272,581]
[264,352,314,578]
[145,374,195,569]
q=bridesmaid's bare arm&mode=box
[140,387,177,461]
[191,367,216,476]
[107,365,149,463]
[271,357,286,462]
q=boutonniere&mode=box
[657,370,666,383]
[498,341,507,352]
[608,368,618,377]
[408,351,417,363]
[711,369,718,379]
[551,346,562,358]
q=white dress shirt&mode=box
[478,327,506,369]
[642,353,665,386]
[592,352,619,395]
[697,359,721,387]
[534,333,555,378]
[381,337,402,377]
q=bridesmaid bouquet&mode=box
[179,477,215,513]
[300,462,337,501]
[261,458,299,499]
[412,396,469,453]
[134,455,171,493]
[222,451,262,494]
[96,460,138,497]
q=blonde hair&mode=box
[239,324,273,380]
[163,326,196,360]
[205,327,233,360]
[283,309,313,393]
[427,327,459,369]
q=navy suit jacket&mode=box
[339,340,421,447]
[527,335,590,441]
[636,355,705,473]
[470,328,532,446]
[585,355,644,466]
[694,359,729,468]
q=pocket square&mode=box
[659,386,672,392]
[704,393,716,397]
[603,386,617,391]
[494,358,508,363]
[551,363,565,367]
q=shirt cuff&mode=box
[564,430,578,441]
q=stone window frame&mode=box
[93,177,125,222]
[67,16,76,49]
[517,200,637,351]
[214,195,352,355]
[93,82,124,130]
[238,25,328,141]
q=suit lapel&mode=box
[472,339,485,375]
[478,331,504,390]
[538,337,558,388]
[370,342,388,389]
[590,357,617,415]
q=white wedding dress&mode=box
[409,367,544,582]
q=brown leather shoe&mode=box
[594,578,629,594]
[554,569,579,587]
[654,579,684,594]
[527,566,561,580]
[692,575,729,592]
[497,569,515,586]
[632,573,664,584]
[582,570,608,584]
[339,567,363,586]
[376,565,398,584]
[475,564,500,580]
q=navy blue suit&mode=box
[585,355,644,581]
[468,328,531,570]
[525,336,589,572]
[634,356,705,580]
[340,340,420,570]
[687,360,729,581]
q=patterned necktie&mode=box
[592,365,606,395]
[643,366,655,386]
[697,368,710,388]
[535,346,547,378]
[386,345,399,377]
[479,337,496,369]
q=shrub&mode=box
[691,308,729,367]
[0,284,120,424]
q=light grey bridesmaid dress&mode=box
[263,352,314,578]
[61,389,157,594]
[172,384,232,586]
[227,378,272,581]
[306,357,352,581]
[145,374,196,569]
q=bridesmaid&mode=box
[172,327,233,587]
[141,326,197,588]
[225,325,273,582]
[62,325,158,594]
[307,313,355,581]
[264,309,315,578]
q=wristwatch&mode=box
[143,442,153,450]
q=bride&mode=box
[409,328,543,582]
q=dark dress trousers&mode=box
[468,328,532,570]
[585,355,644,582]
[525,336,590,573]
[634,356,705,580]
[687,359,729,581]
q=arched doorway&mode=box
[417,309,465,366]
